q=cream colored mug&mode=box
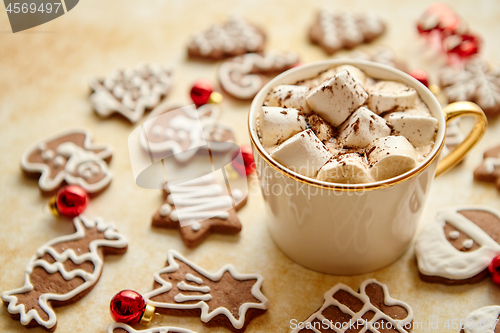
[248,59,487,275]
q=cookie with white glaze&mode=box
[474,145,500,192]
[415,206,500,284]
[187,17,266,60]
[89,63,173,123]
[1,215,127,331]
[152,173,247,248]
[291,279,413,333]
[218,51,299,100]
[143,250,269,331]
[460,306,500,333]
[309,11,386,55]
[21,129,113,197]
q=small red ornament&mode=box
[190,79,223,106]
[409,69,429,87]
[110,290,156,325]
[488,255,500,285]
[49,185,89,218]
[232,145,256,176]
[444,33,480,59]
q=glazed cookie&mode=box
[440,59,500,118]
[474,145,500,191]
[187,17,266,60]
[108,323,197,333]
[349,46,409,72]
[140,104,236,163]
[89,64,173,123]
[152,173,246,248]
[143,250,269,331]
[460,306,500,333]
[309,11,386,55]
[218,51,299,100]
[1,215,127,331]
[21,129,113,197]
[415,206,500,284]
[291,279,413,333]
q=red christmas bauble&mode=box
[110,290,146,325]
[409,69,429,88]
[489,255,500,285]
[55,185,88,218]
[445,33,480,59]
[190,79,214,106]
[232,145,256,176]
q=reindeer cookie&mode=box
[291,279,413,333]
[1,215,128,331]
[140,104,235,164]
[153,173,247,248]
[474,145,500,192]
[309,11,386,55]
[218,51,299,100]
[89,63,173,123]
[21,129,113,196]
[187,17,266,60]
[415,206,500,284]
[144,250,269,331]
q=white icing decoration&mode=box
[165,174,233,223]
[463,239,474,249]
[463,306,500,333]
[191,222,202,231]
[52,156,65,168]
[176,281,210,293]
[174,294,212,303]
[290,279,413,333]
[37,143,47,151]
[1,215,127,330]
[484,157,500,174]
[185,273,203,285]
[159,203,172,217]
[89,64,173,123]
[41,149,54,161]
[107,322,198,333]
[144,250,269,330]
[20,129,113,194]
[448,230,460,240]
[189,17,263,57]
[415,206,500,280]
[218,52,299,99]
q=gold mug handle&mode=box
[435,101,488,177]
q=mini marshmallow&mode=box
[265,85,312,114]
[271,129,333,178]
[306,70,368,127]
[367,81,418,114]
[368,136,419,181]
[317,153,373,184]
[320,65,367,88]
[258,106,307,147]
[338,107,391,148]
[387,112,438,147]
[306,114,335,142]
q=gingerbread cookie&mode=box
[187,17,266,60]
[291,279,413,333]
[349,46,409,72]
[108,323,197,333]
[218,51,299,100]
[309,11,386,55]
[21,129,113,197]
[153,173,246,248]
[439,59,500,118]
[474,145,500,191]
[89,64,173,123]
[415,206,500,284]
[143,250,269,331]
[460,306,500,333]
[1,215,127,331]
[140,104,236,164]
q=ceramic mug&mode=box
[248,59,487,275]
